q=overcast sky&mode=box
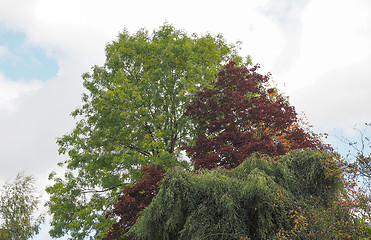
[0,0,370,239]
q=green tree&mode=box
[46,23,244,239]
[0,172,44,240]
[102,62,325,239]
[128,151,362,240]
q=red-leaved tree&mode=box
[104,62,325,239]
[185,61,322,170]
[103,165,166,240]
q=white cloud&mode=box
[265,0,371,134]
[278,0,371,92]
[300,0,370,66]
[0,0,283,184]
[0,4,284,239]
[0,73,43,113]
[0,72,82,180]
[0,0,368,189]
[291,59,371,130]
[257,0,311,78]
[0,1,370,239]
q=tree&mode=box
[185,62,323,170]
[127,150,363,239]
[46,23,244,239]
[339,123,371,225]
[341,123,371,184]
[103,165,166,240]
[102,61,326,239]
[0,172,44,240]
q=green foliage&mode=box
[359,219,371,240]
[46,23,244,239]
[128,150,360,240]
[0,172,44,240]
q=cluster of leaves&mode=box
[48,23,368,240]
[46,23,244,239]
[104,62,324,239]
[103,165,166,240]
[0,172,44,240]
[185,62,322,170]
[127,150,362,240]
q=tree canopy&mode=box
[0,172,44,240]
[46,23,244,239]
[127,150,361,240]
[46,23,370,240]
[185,62,323,170]
[103,165,166,240]
[103,61,326,239]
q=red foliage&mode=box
[185,62,320,170]
[103,165,166,240]
[104,62,324,239]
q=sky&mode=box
[0,0,370,239]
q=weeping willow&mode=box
[128,150,363,239]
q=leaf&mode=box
[47,23,242,239]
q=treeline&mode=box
[39,23,371,239]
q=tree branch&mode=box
[81,183,126,194]
[124,143,151,157]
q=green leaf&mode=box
[46,23,242,239]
